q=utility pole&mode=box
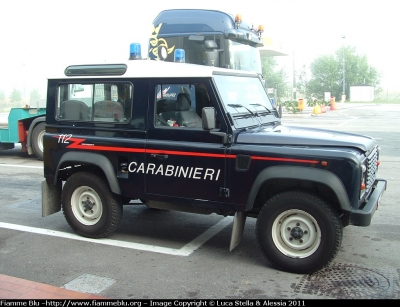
[292,51,296,100]
[342,35,346,97]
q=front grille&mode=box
[366,147,378,192]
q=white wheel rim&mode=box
[37,130,45,153]
[71,186,103,226]
[272,209,321,258]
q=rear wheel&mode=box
[62,172,123,238]
[256,191,342,274]
[32,122,45,160]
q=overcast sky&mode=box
[1,0,399,97]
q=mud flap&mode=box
[229,212,247,251]
[42,180,62,217]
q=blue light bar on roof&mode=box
[129,43,142,60]
[174,49,185,63]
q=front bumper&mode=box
[349,179,387,226]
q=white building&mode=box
[350,85,375,102]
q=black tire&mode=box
[31,122,45,160]
[61,172,123,238]
[256,191,342,274]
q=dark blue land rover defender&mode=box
[41,59,386,274]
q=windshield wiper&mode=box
[227,104,258,117]
[227,103,262,129]
[249,103,272,114]
[250,103,280,118]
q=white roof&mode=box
[51,59,259,79]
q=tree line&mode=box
[0,89,41,103]
[1,46,380,106]
[262,45,380,102]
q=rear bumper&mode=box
[349,179,387,226]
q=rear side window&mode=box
[56,82,133,123]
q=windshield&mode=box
[228,41,262,74]
[213,74,276,129]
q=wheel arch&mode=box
[246,165,352,212]
[55,151,121,194]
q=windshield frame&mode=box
[212,72,276,130]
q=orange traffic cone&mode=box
[311,105,321,116]
[330,96,337,110]
[298,98,304,112]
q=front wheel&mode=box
[62,172,123,238]
[256,191,342,274]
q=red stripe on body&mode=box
[56,136,319,164]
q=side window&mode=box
[56,82,133,123]
[155,83,209,128]
[57,84,92,121]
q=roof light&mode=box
[174,49,185,63]
[257,24,264,38]
[235,14,242,29]
[235,14,242,24]
[129,43,142,60]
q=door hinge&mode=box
[220,188,230,197]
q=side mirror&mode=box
[202,107,230,144]
[202,107,216,130]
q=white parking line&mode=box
[0,164,42,169]
[336,110,358,127]
[0,217,233,256]
[337,117,358,127]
